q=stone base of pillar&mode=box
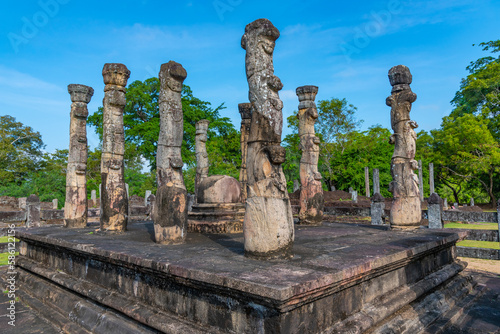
[390,196,422,228]
[188,203,245,233]
[153,184,187,244]
[64,216,87,229]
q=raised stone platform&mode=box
[14,222,472,333]
[188,203,244,233]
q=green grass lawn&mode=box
[0,252,19,266]
[457,240,500,250]
[444,222,498,230]
[0,236,18,243]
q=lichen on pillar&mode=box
[296,85,324,225]
[238,103,252,202]
[153,61,188,244]
[387,65,422,228]
[241,18,294,259]
[195,119,210,202]
[100,63,130,232]
[64,84,94,228]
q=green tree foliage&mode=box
[0,115,44,186]
[282,113,301,192]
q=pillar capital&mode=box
[68,84,94,103]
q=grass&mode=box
[0,252,19,266]
[457,240,500,250]
[0,236,18,243]
[444,222,498,230]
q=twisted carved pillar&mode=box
[153,61,188,244]
[241,19,294,259]
[100,63,130,231]
[195,119,210,202]
[296,85,324,225]
[238,103,252,202]
[387,65,421,228]
[64,84,94,228]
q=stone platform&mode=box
[14,222,473,333]
[188,203,244,233]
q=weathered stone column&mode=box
[153,61,188,244]
[144,190,151,206]
[100,63,130,231]
[52,199,58,209]
[429,162,435,194]
[387,65,422,228]
[26,194,40,228]
[297,85,324,225]
[470,197,474,206]
[365,167,370,197]
[239,103,252,202]
[418,160,424,201]
[428,193,443,229]
[293,180,300,192]
[352,191,358,203]
[64,84,93,228]
[18,197,27,210]
[496,200,500,247]
[371,193,385,225]
[195,119,210,202]
[443,198,448,209]
[241,19,294,259]
[373,168,380,194]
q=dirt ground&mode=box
[460,257,500,275]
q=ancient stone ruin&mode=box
[387,65,422,228]
[64,84,93,228]
[100,63,130,231]
[238,102,252,202]
[241,18,294,258]
[195,119,210,202]
[153,61,188,244]
[296,85,324,224]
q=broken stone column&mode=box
[496,200,500,246]
[418,160,424,201]
[144,190,151,206]
[371,193,385,225]
[349,187,353,194]
[293,180,300,192]
[195,119,210,202]
[365,167,370,197]
[64,84,94,228]
[91,189,97,207]
[428,193,443,229]
[241,18,294,258]
[100,63,130,231]
[153,61,188,244]
[373,168,380,194]
[352,191,358,203]
[26,194,40,228]
[297,85,324,225]
[18,197,27,210]
[470,197,474,206]
[443,198,448,209]
[52,199,58,209]
[239,103,252,202]
[429,162,435,195]
[387,65,422,228]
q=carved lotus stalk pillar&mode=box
[241,19,294,259]
[238,103,252,202]
[296,85,324,225]
[153,61,188,244]
[64,84,94,228]
[195,119,210,202]
[387,65,421,228]
[100,63,130,231]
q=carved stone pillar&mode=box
[100,63,130,231]
[241,19,294,259]
[153,61,188,244]
[64,84,93,228]
[296,85,324,225]
[195,119,210,202]
[238,103,252,202]
[387,65,422,228]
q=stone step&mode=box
[188,211,245,221]
[188,219,243,234]
[191,203,245,213]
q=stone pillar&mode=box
[373,168,380,194]
[18,197,27,210]
[52,199,58,209]
[241,19,294,259]
[371,193,385,225]
[454,202,458,209]
[91,189,97,202]
[144,190,151,206]
[443,198,448,209]
[428,193,443,229]
[26,194,40,228]
[352,191,358,203]
[187,193,195,212]
[64,84,94,228]
[418,160,424,201]
[496,200,500,248]
[365,167,370,197]
[429,162,435,195]
[100,63,130,231]
[470,197,474,206]
[349,187,353,194]
[146,194,155,219]
[297,85,324,225]
[387,65,422,228]
[239,103,252,202]
[153,61,188,244]
[195,119,210,202]
[293,180,300,192]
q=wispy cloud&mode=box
[0,66,64,92]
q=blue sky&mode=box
[1,0,499,152]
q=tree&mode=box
[0,115,44,187]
